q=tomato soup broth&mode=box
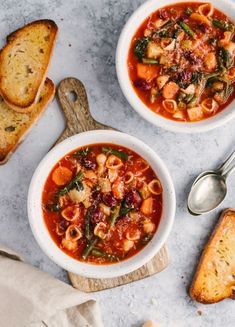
[128,2,235,122]
[42,144,162,265]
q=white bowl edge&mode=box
[116,0,235,133]
[28,130,176,278]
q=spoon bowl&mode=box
[188,150,235,215]
[188,174,227,215]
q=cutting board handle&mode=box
[57,77,112,143]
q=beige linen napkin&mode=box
[0,246,103,327]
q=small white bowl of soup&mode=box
[28,130,175,278]
[116,0,235,133]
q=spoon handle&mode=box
[218,150,235,176]
[223,164,235,179]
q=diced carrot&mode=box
[137,63,159,81]
[187,106,204,121]
[52,166,72,186]
[162,81,179,99]
[112,177,125,200]
[140,197,154,216]
[204,52,217,71]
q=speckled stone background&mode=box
[0,0,235,326]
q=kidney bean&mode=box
[102,193,117,207]
[158,9,169,19]
[125,189,142,209]
[80,157,96,169]
[91,207,105,224]
[134,79,152,91]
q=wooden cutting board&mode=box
[56,77,169,292]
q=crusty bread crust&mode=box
[190,209,235,304]
[0,78,55,164]
[0,20,57,110]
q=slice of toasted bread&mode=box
[0,20,57,111]
[190,209,235,304]
[0,78,55,164]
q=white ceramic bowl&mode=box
[28,130,175,278]
[116,0,235,133]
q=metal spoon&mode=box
[188,150,235,215]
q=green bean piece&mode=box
[56,171,84,196]
[176,91,187,103]
[84,206,95,240]
[91,249,120,261]
[102,147,128,161]
[184,94,195,104]
[204,71,221,81]
[110,205,121,229]
[45,203,61,212]
[142,58,159,64]
[81,238,98,260]
[212,19,234,32]
[187,96,198,108]
[178,21,194,37]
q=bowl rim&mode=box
[27,130,176,278]
[116,0,235,133]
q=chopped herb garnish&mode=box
[56,171,83,196]
[140,235,153,244]
[208,37,217,46]
[134,37,151,61]
[102,147,128,160]
[178,21,194,37]
[218,47,233,69]
[73,148,90,157]
[191,71,203,84]
[184,7,193,16]
[45,203,61,212]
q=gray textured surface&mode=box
[0,0,235,326]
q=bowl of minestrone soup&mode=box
[28,130,175,278]
[116,0,235,133]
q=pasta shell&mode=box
[162,99,177,113]
[94,222,108,239]
[65,225,82,241]
[201,98,219,114]
[198,3,214,17]
[124,171,134,184]
[61,205,81,221]
[106,155,123,169]
[148,179,162,195]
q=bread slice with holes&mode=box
[0,20,57,112]
[0,78,55,164]
[190,209,235,304]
